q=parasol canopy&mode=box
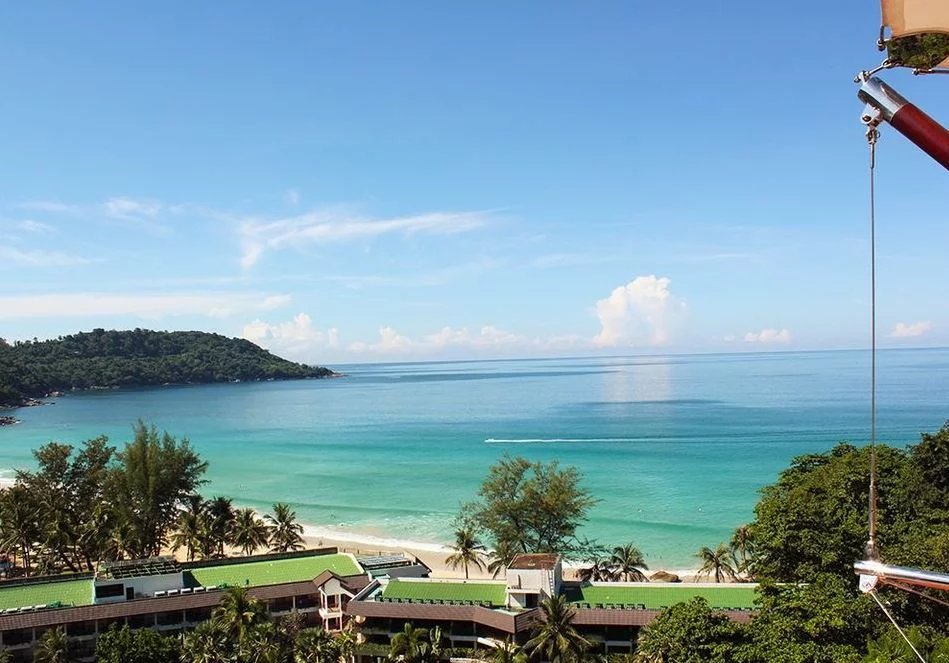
[881,0,949,69]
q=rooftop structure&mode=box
[508,553,559,570]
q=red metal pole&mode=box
[858,77,949,171]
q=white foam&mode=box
[299,523,451,554]
[485,437,647,444]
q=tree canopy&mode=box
[0,328,335,406]
[464,455,596,557]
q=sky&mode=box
[1,2,948,364]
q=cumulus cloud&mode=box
[593,275,686,347]
[890,321,932,338]
[246,315,581,360]
[239,209,491,268]
[0,246,93,267]
[743,328,792,344]
[0,292,291,320]
[243,313,339,361]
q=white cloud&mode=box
[0,292,291,320]
[17,201,81,214]
[103,197,162,221]
[593,275,686,347]
[0,246,93,267]
[285,189,300,206]
[243,313,339,361]
[890,321,932,338]
[17,220,54,233]
[239,209,491,268]
[723,334,737,342]
[743,328,792,344]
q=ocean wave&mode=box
[485,437,657,444]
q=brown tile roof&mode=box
[347,600,539,634]
[509,554,560,570]
[311,571,370,595]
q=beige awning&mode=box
[882,0,949,37]
[882,0,949,68]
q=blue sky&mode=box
[1,2,947,363]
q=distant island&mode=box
[0,328,336,412]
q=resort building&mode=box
[0,549,757,661]
[347,553,758,658]
[0,548,420,662]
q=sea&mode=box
[1,348,946,568]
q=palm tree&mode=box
[487,542,516,579]
[578,556,616,582]
[33,626,71,663]
[444,528,486,579]
[388,622,431,663]
[295,627,333,663]
[492,637,528,663]
[696,543,737,583]
[182,620,231,663]
[524,595,591,663]
[267,503,305,553]
[231,508,271,556]
[207,496,235,557]
[610,543,649,582]
[170,499,204,562]
[730,525,754,577]
[213,586,268,642]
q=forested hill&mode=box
[0,329,336,406]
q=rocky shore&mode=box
[0,415,18,427]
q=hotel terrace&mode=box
[0,550,758,661]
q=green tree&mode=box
[207,496,235,558]
[578,556,615,582]
[610,543,648,582]
[524,595,591,663]
[170,496,206,562]
[267,503,305,553]
[635,597,744,663]
[492,638,528,663]
[696,544,737,583]
[388,622,432,663]
[33,626,72,663]
[295,627,334,662]
[181,620,230,663]
[231,508,271,556]
[737,576,873,663]
[466,455,595,557]
[445,527,486,579]
[95,624,180,663]
[213,586,268,643]
[730,525,754,577]
[108,422,208,558]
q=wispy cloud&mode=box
[743,328,792,344]
[0,292,292,320]
[103,197,162,222]
[17,220,55,233]
[0,246,94,268]
[17,201,81,214]
[890,321,932,338]
[239,209,492,268]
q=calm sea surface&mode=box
[1,349,946,567]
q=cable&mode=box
[866,128,880,561]
[868,590,927,662]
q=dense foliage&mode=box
[751,426,949,588]
[0,328,334,406]
[0,424,305,576]
[463,455,596,560]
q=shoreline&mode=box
[0,474,706,578]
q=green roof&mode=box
[572,584,758,610]
[187,553,361,589]
[382,580,507,607]
[0,579,92,611]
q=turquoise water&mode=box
[1,349,947,568]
